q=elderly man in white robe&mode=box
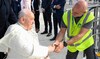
[0,9,55,59]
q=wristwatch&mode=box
[63,41,67,47]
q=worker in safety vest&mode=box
[53,0,97,59]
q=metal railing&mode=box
[89,4,100,51]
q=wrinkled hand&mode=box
[54,42,64,53]
[48,44,55,53]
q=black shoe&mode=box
[41,31,48,34]
[50,37,56,41]
[46,33,52,37]
[36,29,39,33]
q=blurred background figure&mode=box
[69,0,72,5]
[94,0,98,3]
[50,0,66,41]
[11,0,21,19]
[21,0,32,10]
[41,0,52,36]
[32,0,40,33]
[0,0,17,59]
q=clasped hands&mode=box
[48,41,65,53]
[45,41,66,59]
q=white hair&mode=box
[18,9,34,19]
[18,9,27,19]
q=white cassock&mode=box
[0,23,48,59]
[21,0,31,10]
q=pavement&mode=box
[37,1,100,59]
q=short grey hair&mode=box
[18,9,28,19]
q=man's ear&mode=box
[20,17,25,24]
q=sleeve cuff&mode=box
[31,45,48,58]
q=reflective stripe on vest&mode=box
[67,10,90,38]
[65,10,94,52]
[67,10,91,46]
[74,33,92,46]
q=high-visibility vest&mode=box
[62,10,95,52]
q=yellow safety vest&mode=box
[62,10,95,52]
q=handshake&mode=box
[48,41,67,53]
[44,41,67,59]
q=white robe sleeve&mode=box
[29,29,49,58]
[9,33,34,57]
[30,45,48,58]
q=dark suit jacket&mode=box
[32,0,40,11]
[51,0,66,15]
[11,0,21,18]
[42,0,52,13]
[0,0,17,38]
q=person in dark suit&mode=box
[32,0,40,33]
[11,0,21,19]
[41,0,52,36]
[0,0,17,58]
[50,0,66,40]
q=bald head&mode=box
[72,0,88,17]
[75,0,88,11]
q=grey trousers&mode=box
[66,45,97,59]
